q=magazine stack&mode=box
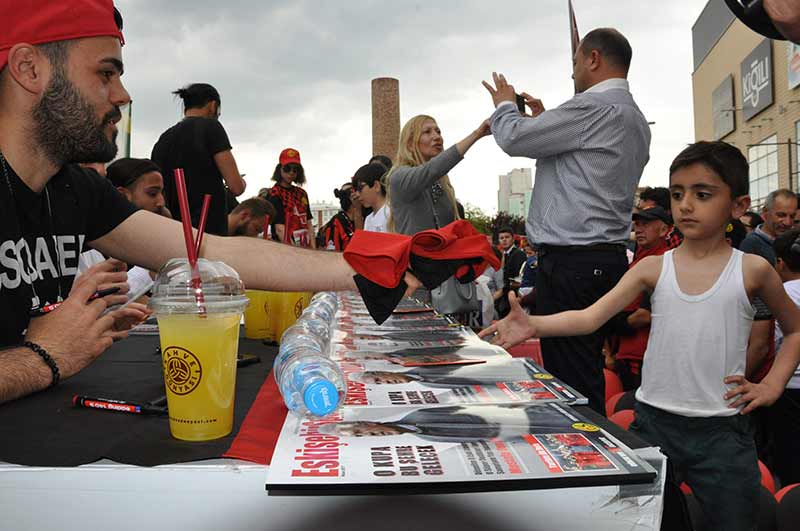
[267,294,657,495]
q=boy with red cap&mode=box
[0,0,420,404]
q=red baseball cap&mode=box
[279,148,302,167]
[0,0,124,72]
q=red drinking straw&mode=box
[173,169,205,312]
[194,194,212,256]
[173,169,198,266]
[262,214,270,240]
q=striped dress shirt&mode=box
[490,79,651,246]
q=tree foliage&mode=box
[463,204,493,235]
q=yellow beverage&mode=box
[157,313,241,441]
[273,291,309,340]
[243,290,274,341]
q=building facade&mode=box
[497,168,533,218]
[310,201,340,233]
[692,0,800,208]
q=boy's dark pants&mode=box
[631,401,760,531]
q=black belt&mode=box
[536,243,626,255]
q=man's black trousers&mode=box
[535,246,628,414]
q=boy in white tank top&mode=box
[482,141,800,531]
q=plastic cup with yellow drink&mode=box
[273,291,310,341]
[149,258,249,441]
[243,290,275,341]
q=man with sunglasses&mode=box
[262,148,315,248]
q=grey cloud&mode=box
[115,0,708,211]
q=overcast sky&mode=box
[115,0,710,214]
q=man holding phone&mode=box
[482,28,651,413]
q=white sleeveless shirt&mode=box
[635,249,755,417]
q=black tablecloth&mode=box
[0,331,277,467]
[0,330,651,467]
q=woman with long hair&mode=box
[260,148,315,248]
[353,163,390,233]
[386,115,489,235]
[151,83,246,236]
[317,182,362,251]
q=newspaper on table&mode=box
[336,356,587,408]
[266,402,657,494]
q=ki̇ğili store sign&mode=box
[741,39,774,122]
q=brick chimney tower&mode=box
[371,77,400,162]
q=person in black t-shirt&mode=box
[0,1,419,406]
[151,83,246,237]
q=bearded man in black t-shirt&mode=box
[0,0,418,405]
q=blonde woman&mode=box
[387,115,490,235]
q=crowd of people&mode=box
[2,2,800,530]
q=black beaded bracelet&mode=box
[23,341,60,388]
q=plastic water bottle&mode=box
[310,292,338,312]
[274,346,344,417]
[295,314,332,344]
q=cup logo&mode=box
[294,298,303,318]
[163,346,202,395]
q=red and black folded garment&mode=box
[344,221,500,323]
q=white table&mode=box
[0,447,665,531]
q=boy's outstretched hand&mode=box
[723,375,783,415]
[478,291,536,349]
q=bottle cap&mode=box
[303,380,339,416]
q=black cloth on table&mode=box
[0,333,276,467]
[0,329,651,467]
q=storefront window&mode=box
[748,134,779,209]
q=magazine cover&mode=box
[330,343,511,366]
[339,312,447,325]
[266,402,657,495]
[332,329,479,351]
[340,319,460,333]
[336,357,587,407]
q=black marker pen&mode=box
[73,395,167,415]
[33,287,122,317]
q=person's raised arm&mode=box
[726,256,800,414]
[482,72,584,159]
[480,256,658,349]
[214,150,246,196]
[389,119,489,202]
[455,119,490,157]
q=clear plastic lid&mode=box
[148,258,249,315]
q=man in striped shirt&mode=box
[483,28,651,413]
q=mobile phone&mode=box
[515,93,526,113]
[101,279,154,316]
